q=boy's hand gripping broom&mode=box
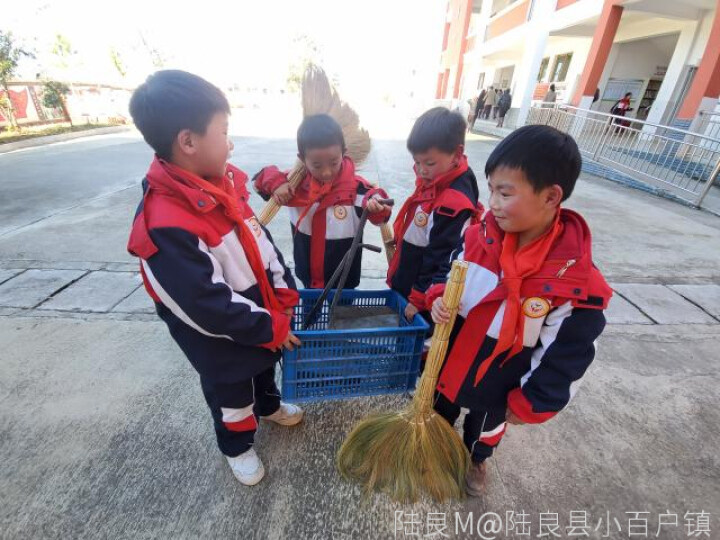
[336,260,471,502]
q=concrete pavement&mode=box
[1,125,719,539]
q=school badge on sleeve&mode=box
[414,211,428,228]
[333,206,348,220]
[522,297,550,318]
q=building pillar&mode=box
[452,0,474,99]
[512,0,554,127]
[571,1,623,109]
[677,7,720,121]
[643,20,698,130]
[436,72,445,99]
[441,69,451,99]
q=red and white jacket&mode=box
[127,158,298,384]
[254,157,390,289]
[387,160,481,311]
[426,209,612,424]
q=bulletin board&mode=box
[601,78,645,101]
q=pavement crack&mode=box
[668,288,720,323]
[611,289,659,324]
[31,270,91,309]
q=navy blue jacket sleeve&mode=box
[508,303,606,423]
[142,226,287,348]
[408,208,472,310]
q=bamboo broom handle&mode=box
[367,179,396,265]
[380,223,395,264]
[414,260,469,410]
[257,161,306,226]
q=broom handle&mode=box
[413,260,469,411]
[367,180,395,265]
[257,160,306,226]
[380,224,395,264]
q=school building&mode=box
[437,0,719,134]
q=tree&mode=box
[138,31,166,69]
[51,34,74,71]
[42,80,72,125]
[109,47,126,79]
[0,30,35,130]
[286,34,321,93]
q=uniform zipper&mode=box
[555,259,577,278]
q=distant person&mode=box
[471,88,487,129]
[610,92,634,133]
[127,70,303,487]
[483,86,497,119]
[496,89,512,128]
[467,95,478,132]
[542,83,557,108]
[492,88,502,120]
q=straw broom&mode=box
[336,260,470,502]
[366,177,396,264]
[257,65,371,226]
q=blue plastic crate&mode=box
[281,289,430,402]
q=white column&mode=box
[512,0,555,126]
[562,39,593,106]
[644,20,699,131]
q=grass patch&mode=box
[0,123,124,145]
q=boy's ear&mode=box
[451,144,465,167]
[545,184,564,207]
[176,129,197,157]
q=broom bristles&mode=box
[337,410,469,503]
[258,64,370,226]
[336,261,471,502]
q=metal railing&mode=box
[697,110,720,142]
[525,104,720,208]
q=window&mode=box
[491,0,515,17]
[477,73,485,90]
[537,57,550,82]
[550,53,573,82]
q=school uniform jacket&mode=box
[254,157,390,289]
[425,209,612,423]
[387,167,481,311]
[127,159,298,384]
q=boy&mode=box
[126,70,303,487]
[253,114,391,289]
[427,125,612,496]
[387,107,480,322]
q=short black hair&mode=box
[297,114,346,158]
[129,70,230,161]
[484,124,582,201]
[407,107,466,154]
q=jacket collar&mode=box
[411,154,470,203]
[145,157,243,215]
[482,208,595,284]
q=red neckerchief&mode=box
[148,158,282,313]
[293,178,333,232]
[291,156,357,232]
[455,211,563,387]
[387,155,470,281]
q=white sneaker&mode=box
[262,402,304,426]
[226,448,265,486]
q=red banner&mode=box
[0,88,30,121]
